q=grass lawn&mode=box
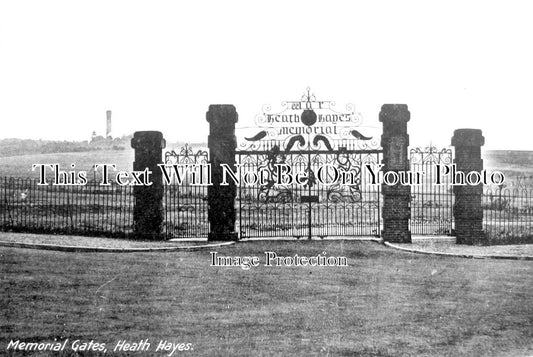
[1,241,532,356]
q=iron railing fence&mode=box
[483,187,533,244]
[163,183,209,239]
[4,174,532,244]
[162,144,210,239]
[0,176,134,237]
[409,146,454,235]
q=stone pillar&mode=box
[206,105,238,241]
[379,104,412,243]
[451,129,485,244]
[131,131,166,240]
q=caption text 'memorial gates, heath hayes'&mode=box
[32,163,506,187]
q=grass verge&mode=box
[1,241,532,356]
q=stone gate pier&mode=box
[452,129,485,244]
[380,104,412,243]
[206,105,239,241]
[131,131,166,240]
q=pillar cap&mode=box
[379,104,410,123]
[206,105,238,124]
[451,129,484,147]
[131,131,166,149]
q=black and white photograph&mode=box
[1,1,532,356]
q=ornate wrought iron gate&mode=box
[236,89,382,239]
[236,145,381,238]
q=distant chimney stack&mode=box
[106,110,112,138]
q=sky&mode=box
[0,0,532,150]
